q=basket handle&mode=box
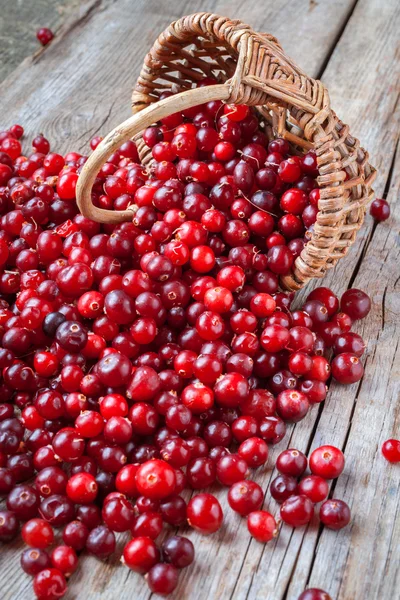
[76,84,230,223]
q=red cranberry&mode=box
[309,445,345,479]
[247,510,277,542]
[187,493,223,534]
[370,198,390,221]
[319,499,351,529]
[382,439,400,463]
[280,494,314,527]
[228,480,263,516]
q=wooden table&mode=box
[0,1,399,598]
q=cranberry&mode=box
[331,353,364,384]
[276,449,307,477]
[62,520,89,550]
[162,535,194,568]
[216,453,248,486]
[21,548,52,576]
[277,390,310,422]
[238,437,268,468]
[280,494,314,527]
[319,499,351,529]
[270,474,298,503]
[247,510,277,542]
[123,536,160,573]
[297,475,329,503]
[382,439,400,463]
[309,445,345,479]
[228,480,263,516]
[340,288,371,320]
[86,525,115,559]
[187,493,223,534]
[370,198,390,221]
[146,563,179,595]
[33,568,67,600]
[135,459,176,499]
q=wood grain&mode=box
[0,0,81,82]
[0,0,399,599]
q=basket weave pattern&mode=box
[131,13,376,290]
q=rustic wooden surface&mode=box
[0,1,399,599]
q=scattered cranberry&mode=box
[319,499,351,530]
[370,198,390,222]
[309,445,345,479]
[297,475,329,503]
[187,493,223,534]
[280,494,314,527]
[36,28,54,46]
[276,449,307,477]
[382,439,400,463]
[247,510,277,542]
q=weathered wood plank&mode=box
[0,0,81,83]
[1,1,399,599]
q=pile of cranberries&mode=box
[0,90,393,600]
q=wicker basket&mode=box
[76,12,376,291]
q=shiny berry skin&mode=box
[62,520,89,551]
[214,372,249,408]
[123,536,160,573]
[319,499,351,530]
[276,449,307,477]
[340,288,371,320]
[135,459,176,500]
[270,474,298,503]
[36,28,54,45]
[370,198,390,221]
[228,480,263,516]
[132,512,162,540]
[7,484,40,520]
[33,568,67,600]
[146,563,179,595]
[278,158,301,183]
[277,390,310,422]
[86,525,115,559]
[102,496,135,532]
[261,324,290,352]
[187,493,223,534]
[309,445,345,479]
[238,437,269,468]
[187,457,216,489]
[247,510,277,542]
[331,353,364,384]
[162,535,194,569]
[223,104,249,122]
[297,475,329,503]
[382,439,400,463]
[22,518,54,549]
[38,494,75,527]
[333,332,366,357]
[0,509,19,542]
[280,494,314,527]
[259,415,286,445]
[52,428,85,461]
[50,545,78,576]
[66,473,98,504]
[267,245,294,274]
[216,454,248,486]
[307,287,339,317]
[20,548,52,576]
[298,589,332,600]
